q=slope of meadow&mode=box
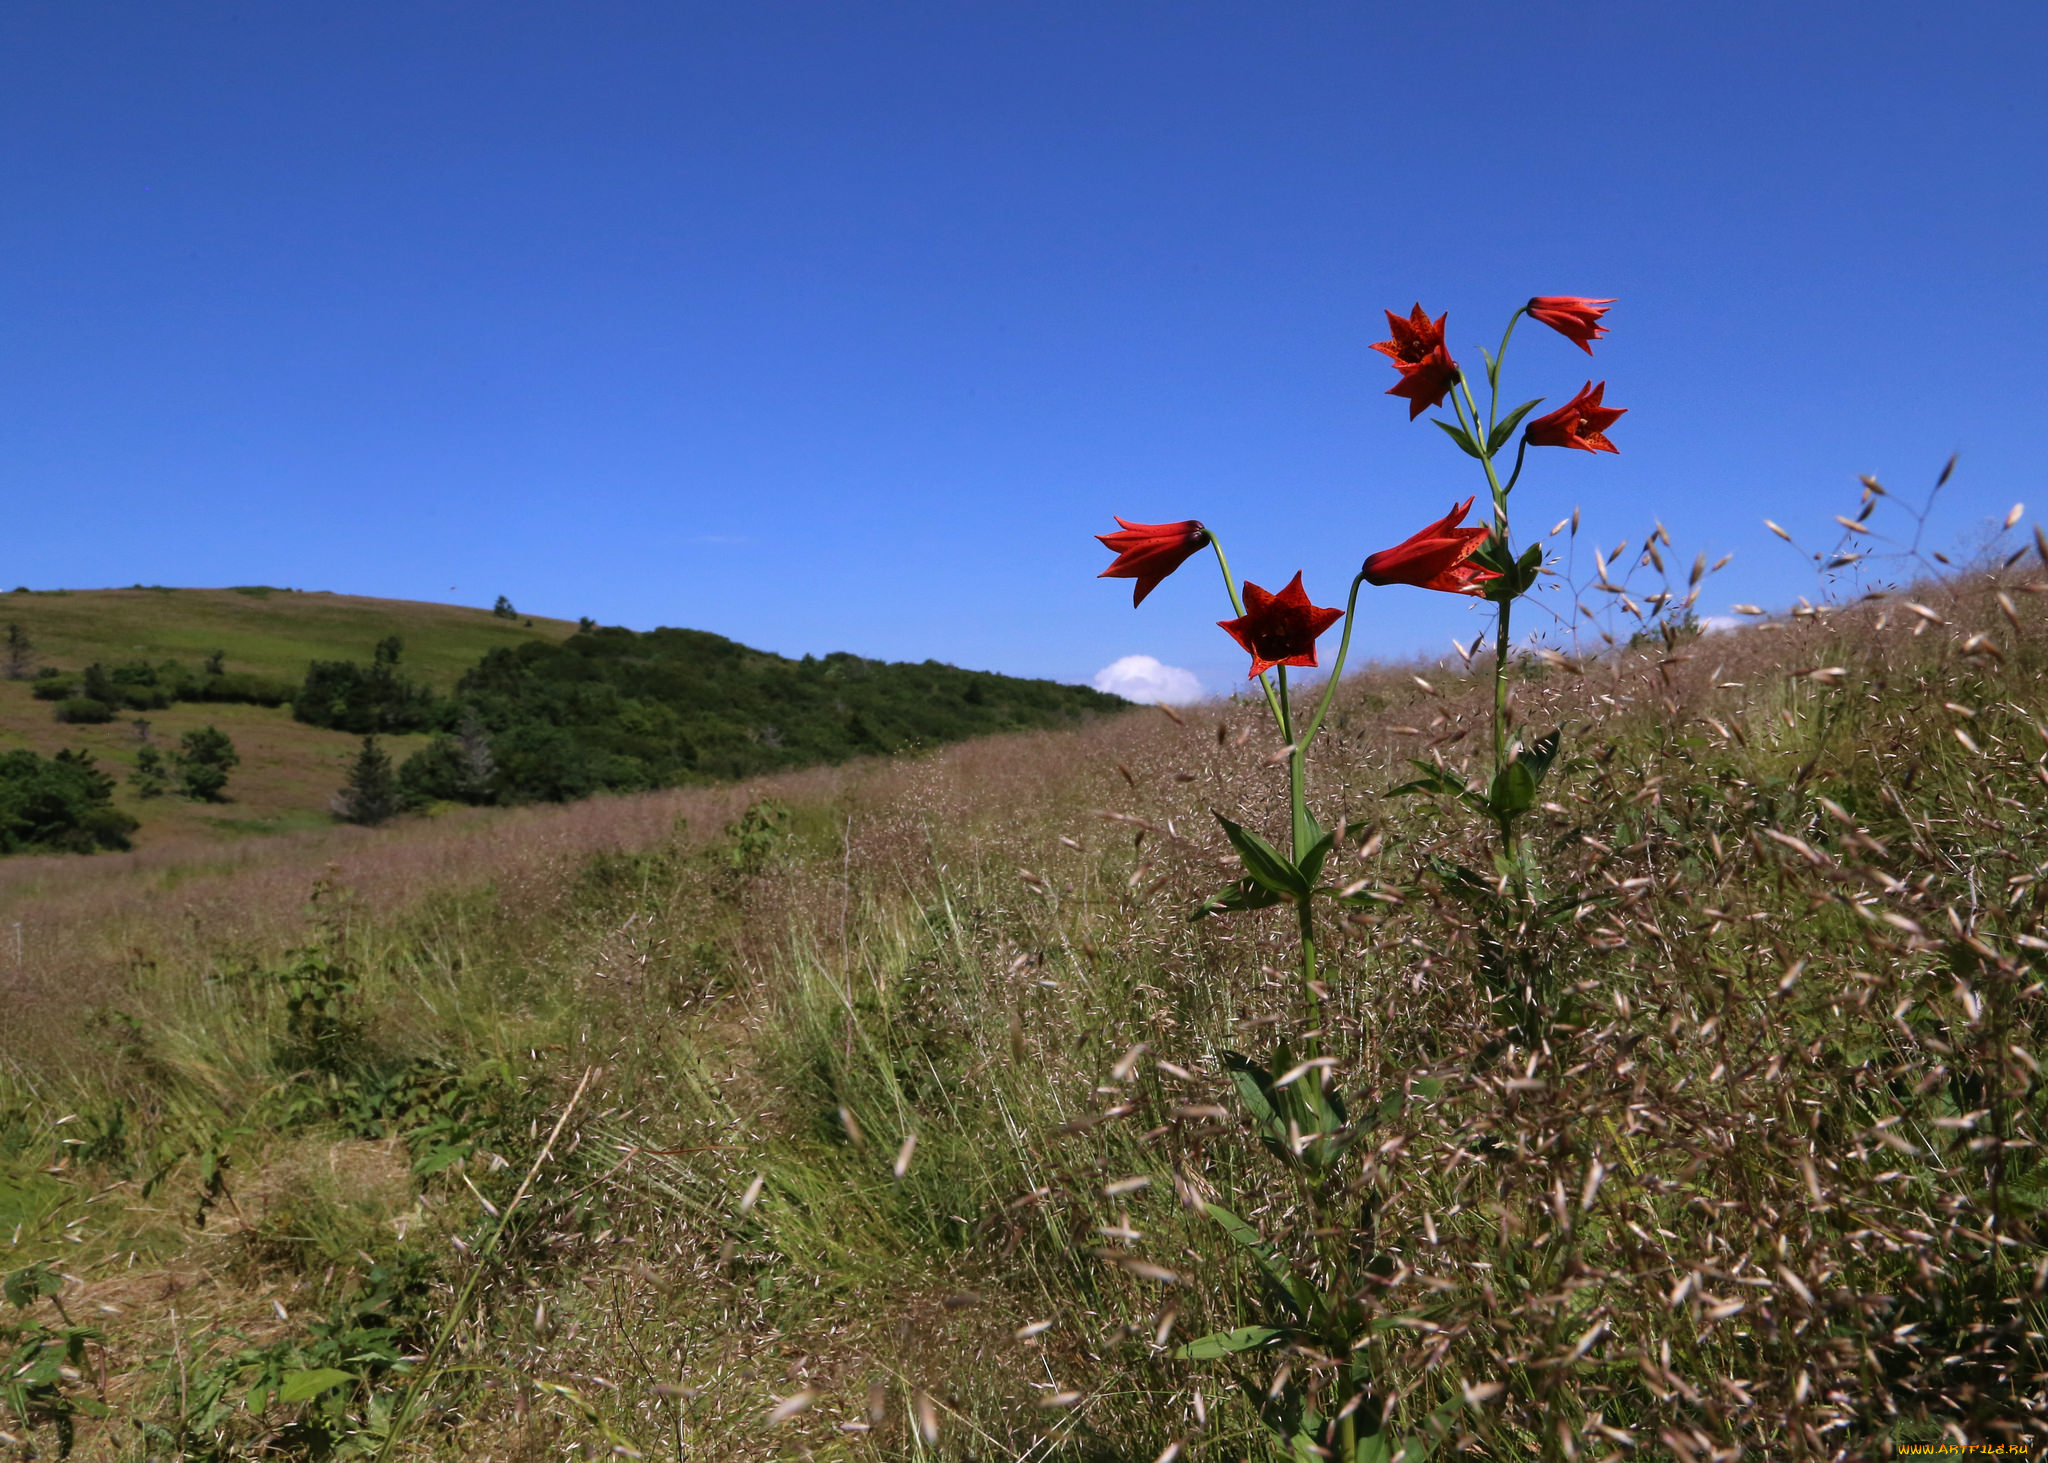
[0,589,575,849]
[0,587,578,688]
[2,573,2045,1460]
[0,588,1121,852]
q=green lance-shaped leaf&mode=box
[1273,1053,1346,1136]
[1296,827,1338,888]
[1474,538,1545,603]
[1488,398,1546,456]
[1385,763,1470,800]
[1191,877,1284,922]
[1222,1050,1281,1129]
[1174,1325,1287,1359]
[1356,1433,1398,1463]
[1516,728,1562,785]
[1293,804,1325,876]
[1200,1202,1319,1320]
[1431,419,1483,460]
[1386,762,1491,819]
[1215,814,1310,900]
[280,1368,357,1405]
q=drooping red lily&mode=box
[1362,497,1500,597]
[1371,304,1461,419]
[1096,517,1211,605]
[1524,381,1624,454]
[1216,572,1344,678]
[1526,296,1615,354]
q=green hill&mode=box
[0,587,1124,850]
[0,585,576,690]
[445,626,1128,799]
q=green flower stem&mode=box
[1298,894,1320,1036]
[1300,570,1370,752]
[1501,433,1530,496]
[1276,664,1305,854]
[1451,385,1515,784]
[1208,532,1287,735]
[1495,597,1514,834]
[1485,307,1527,440]
[1276,664,1321,1030]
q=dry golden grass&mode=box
[3,567,2046,1461]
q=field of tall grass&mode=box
[3,567,2045,1460]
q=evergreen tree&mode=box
[174,726,239,801]
[0,748,138,852]
[129,745,169,798]
[2,623,32,681]
[335,737,400,825]
[492,596,517,620]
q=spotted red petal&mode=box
[1524,381,1624,454]
[1216,572,1345,678]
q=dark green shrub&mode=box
[129,745,170,799]
[53,696,114,724]
[187,670,295,707]
[0,749,138,853]
[396,711,497,806]
[450,625,1124,802]
[294,639,441,734]
[174,726,239,801]
[30,672,73,701]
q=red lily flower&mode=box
[1096,517,1211,606]
[1362,497,1500,597]
[1526,296,1615,355]
[1524,381,1625,454]
[1216,572,1344,678]
[1370,304,1448,370]
[1371,304,1461,420]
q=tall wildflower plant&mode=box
[1094,294,1655,1460]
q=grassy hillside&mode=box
[0,588,575,846]
[0,589,1119,850]
[0,586,577,689]
[1,571,2043,1458]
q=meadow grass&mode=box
[0,587,574,689]
[0,587,575,854]
[2,571,2046,1460]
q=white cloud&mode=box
[1092,654,1205,705]
[1697,615,1742,635]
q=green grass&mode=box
[1,575,2045,1459]
[0,586,574,690]
[0,587,571,852]
[0,684,443,854]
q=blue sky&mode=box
[3,4,2042,693]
